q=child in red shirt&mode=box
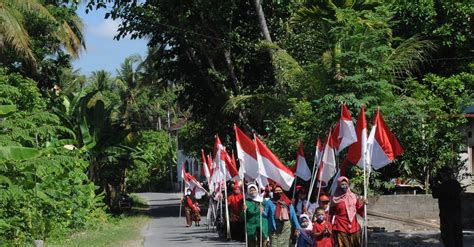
[312,207,333,247]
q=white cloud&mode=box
[88,19,120,39]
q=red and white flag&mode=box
[201,149,211,179]
[234,125,260,180]
[319,129,336,187]
[332,103,357,153]
[292,143,312,181]
[255,136,295,190]
[214,135,239,181]
[224,149,240,180]
[367,109,404,170]
[207,154,213,177]
[184,172,208,199]
[345,105,368,169]
[313,138,324,177]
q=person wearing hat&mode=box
[330,176,366,247]
[241,183,268,247]
[228,182,245,241]
[265,185,301,247]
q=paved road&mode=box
[136,193,474,247]
[137,192,244,247]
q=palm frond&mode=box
[385,36,437,79]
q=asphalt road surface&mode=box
[137,192,244,247]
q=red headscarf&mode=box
[272,185,292,218]
[332,176,358,223]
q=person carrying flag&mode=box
[265,185,300,247]
[241,184,268,247]
[228,182,245,242]
[329,176,366,246]
[183,188,200,227]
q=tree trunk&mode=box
[223,49,241,92]
[253,0,272,42]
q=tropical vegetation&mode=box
[0,0,473,244]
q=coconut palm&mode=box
[0,0,85,65]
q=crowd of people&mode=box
[182,176,367,247]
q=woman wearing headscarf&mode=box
[241,183,268,247]
[265,185,300,247]
[329,176,365,247]
[228,183,245,241]
[296,214,313,247]
[183,188,199,227]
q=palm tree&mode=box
[0,0,85,65]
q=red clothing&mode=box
[227,193,243,221]
[312,221,333,247]
[329,199,364,234]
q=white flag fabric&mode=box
[333,104,357,153]
[319,129,336,187]
[184,170,208,199]
[345,105,369,170]
[255,136,295,191]
[293,143,312,181]
[234,125,260,180]
[367,109,404,170]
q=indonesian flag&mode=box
[367,109,404,170]
[234,124,259,180]
[255,135,295,190]
[184,172,208,199]
[345,105,368,169]
[214,135,239,181]
[201,149,211,180]
[332,103,357,153]
[223,148,240,179]
[313,138,324,179]
[292,143,312,181]
[319,129,336,187]
[207,154,213,177]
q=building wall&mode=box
[367,194,474,230]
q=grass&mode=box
[130,193,149,208]
[45,215,149,247]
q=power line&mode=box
[426,56,474,62]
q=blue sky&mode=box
[72,5,148,75]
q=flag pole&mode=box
[306,144,323,210]
[223,165,232,240]
[362,155,369,247]
[291,177,298,201]
[306,149,318,210]
[259,199,263,247]
[241,180,248,246]
[179,170,184,218]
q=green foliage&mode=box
[0,70,106,244]
[126,130,176,192]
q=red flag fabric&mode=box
[255,136,295,190]
[292,142,312,181]
[234,124,260,180]
[201,149,211,179]
[332,104,357,153]
[318,129,336,187]
[367,109,404,170]
[343,106,367,168]
[184,172,208,199]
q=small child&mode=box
[296,214,314,247]
[312,207,333,247]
